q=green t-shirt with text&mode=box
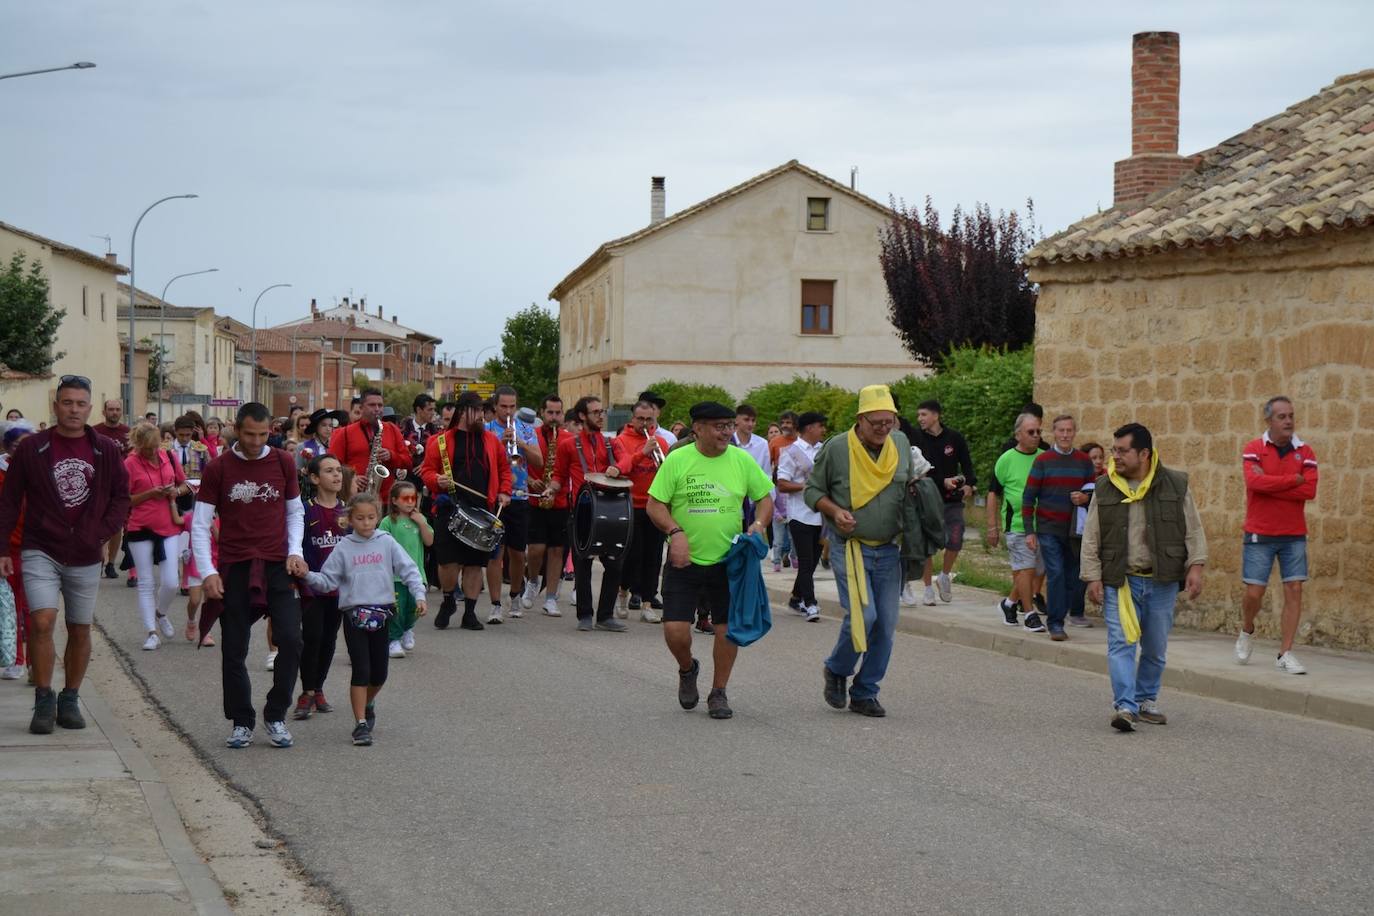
[993,448,1039,534]
[648,444,775,565]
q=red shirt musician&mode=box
[328,388,412,502]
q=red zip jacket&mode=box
[328,419,413,503]
[419,427,511,511]
[612,426,668,509]
[1242,432,1318,536]
[0,427,131,566]
[552,431,620,511]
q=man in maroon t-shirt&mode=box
[93,399,132,577]
[193,402,306,750]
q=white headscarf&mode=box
[909,446,933,479]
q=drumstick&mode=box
[450,481,489,502]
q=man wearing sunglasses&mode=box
[0,376,131,734]
[988,413,1047,632]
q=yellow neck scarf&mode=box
[1102,449,1161,645]
[842,428,899,652]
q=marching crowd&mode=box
[0,375,1319,742]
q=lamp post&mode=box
[154,268,218,422]
[0,61,95,81]
[248,283,291,402]
[126,194,198,418]
[474,345,498,371]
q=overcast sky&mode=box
[2,2,1368,365]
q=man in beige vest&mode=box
[1081,423,1206,732]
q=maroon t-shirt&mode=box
[94,422,131,455]
[198,447,299,566]
[48,433,98,527]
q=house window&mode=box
[82,286,88,317]
[362,367,383,381]
[350,341,383,354]
[801,280,835,335]
[100,292,106,321]
[807,197,830,231]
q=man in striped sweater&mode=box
[1022,414,1096,641]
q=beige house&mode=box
[1027,32,1374,648]
[118,283,234,417]
[549,161,920,405]
[0,221,126,420]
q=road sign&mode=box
[460,382,496,397]
[209,398,242,407]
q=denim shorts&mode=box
[1242,538,1308,585]
[21,550,101,624]
[1004,532,1045,574]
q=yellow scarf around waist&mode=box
[1102,449,1160,645]
[843,428,898,652]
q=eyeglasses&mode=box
[707,422,736,434]
[58,374,92,391]
[861,417,895,430]
[1022,429,1042,437]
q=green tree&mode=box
[0,251,64,374]
[353,372,372,392]
[643,379,735,429]
[741,374,859,431]
[383,381,428,418]
[480,304,559,402]
[142,338,169,399]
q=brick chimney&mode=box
[1113,31,1197,208]
[105,252,118,265]
[650,176,665,224]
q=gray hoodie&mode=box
[303,530,425,610]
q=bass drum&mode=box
[573,478,634,561]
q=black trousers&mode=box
[574,549,624,622]
[789,521,823,605]
[619,508,664,599]
[342,617,390,688]
[298,595,342,693]
[220,561,301,728]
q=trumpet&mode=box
[651,437,664,467]
[506,416,520,465]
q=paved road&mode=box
[96,574,1374,915]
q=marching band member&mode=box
[482,387,541,624]
[612,397,670,623]
[328,389,412,503]
[523,395,570,617]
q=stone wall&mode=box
[1029,230,1374,649]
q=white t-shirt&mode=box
[777,438,823,526]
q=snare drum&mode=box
[573,475,634,560]
[449,502,505,552]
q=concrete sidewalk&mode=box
[0,670,231,914]
[762,561,1374,731]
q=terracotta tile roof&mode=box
[1027,69,1374,266]
[548,160,894,300]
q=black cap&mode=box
[637,390,667,408]
[689,401,735,422]
[304,408,348,435]
[796,411,827,431]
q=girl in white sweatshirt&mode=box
[300,493,426,745]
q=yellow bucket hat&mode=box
[856,384,897,415]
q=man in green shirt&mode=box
[647,402,774,720]
[987,413,1046,631]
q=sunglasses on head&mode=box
[58,374,92,391]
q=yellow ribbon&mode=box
[842,429,898,652]
[1103,449,1160,646]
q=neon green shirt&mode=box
[380,515,427,585]
[993,448,1039,534]
[648,444,775,565]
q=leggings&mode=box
[127,534,181,633]
[299,595,342,692]
[788,520,823,605]
[342,615,390,688]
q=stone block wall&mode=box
[1028,230,1374,649]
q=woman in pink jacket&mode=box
[124,424,191,650]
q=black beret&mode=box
[689,401,735,422]
[796,411,827,431]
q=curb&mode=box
[81,646,234,916]
[764,580,1374,732]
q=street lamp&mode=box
[0,61,96,81]
[474,345,498,369]
[154,267,218,421]
[125,194,199,418]
[249,283,291,402]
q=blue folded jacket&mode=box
[725,531,772,648]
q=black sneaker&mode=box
[706,687,733,719]
[648,597,663,610]
[434,596,456,629]
[1023,612,1047,633]
[849,697,887,717]
[678,658,700,710]
[459,609,485,631]
[103,562,118,579]
[787,596,804,614]
[823,666,847,709]
[1033,593,1047,614]
[694,612,714,635]
[30,687,56,735]
[365,703,376,730]
[125,575,137,588]
[627,595,642,611]
[56,688,85,729]
[999,598,1019,626]
[351,721,373,746]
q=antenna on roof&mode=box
[90,234,112,254]
[850,167,857,190]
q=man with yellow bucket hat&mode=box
[1080,423,1207,732]
[806,385,914,717]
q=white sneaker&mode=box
[1234,630,1254,664]
[1275,651,1307,675]
[804,603,821,621]
[520,580,539,610]
[156,614,175,638]
[640,608,662,624]
[0,664,24,680]
[509,602,523,619]
[142,633,160,651]
[401,629,416,651]
[487,605,504,625]
[900,584,919,607]
[937,572,953,603]
[265,650,277,671]
[388,640,406,659]
[922,585,937,606]
[542,599,561,618]
[615,591,629,619]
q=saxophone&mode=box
[537,420,558,508]
[364,418,391,494]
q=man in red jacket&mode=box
[0,376,131,735]
[612,398,669,623]
[420,392,511,630]
[328,388,412,502]
[1235,396,1319,675]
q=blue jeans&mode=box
[1038,534,1083,628]
[1102,576,1177,714]
[824,541,902,701]
[771,516,793,562]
